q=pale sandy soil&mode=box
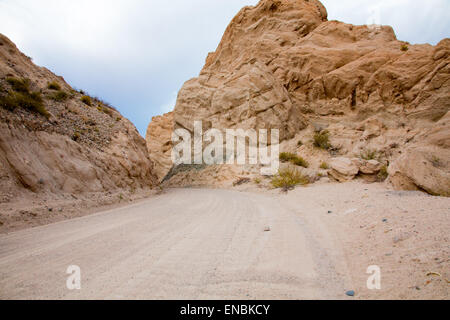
[277,181,450,299]
[0,188,159,234]
[0,181,448,300]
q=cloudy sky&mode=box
[0,0,449,136]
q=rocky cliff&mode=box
[146,0,449,195]
[0,33,158,205]
[145,112,174,181]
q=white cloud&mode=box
[322,0,450,44]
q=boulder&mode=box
[360,160,383,175]
[329,157,360,182]
[388,112,450,196]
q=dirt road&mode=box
[0,188,352,299]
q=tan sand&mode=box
[0,182,448,299]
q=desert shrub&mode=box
[101,106,113,116]
[72,131,81,141]
[47,81,61,91]
[271,167,309,191]
[0,90,49,117]
[378,165,388,181]
[254,177,261,184]
[0,93,18,111]
[279,152,309,168]
[0,91,20,110]
[15,91,46,115]
[96,105,113,116]
[50,90,68,101]
[313,131,331,150]
[400,44,409,52]
[279,152,297,162]
[291,156,309,168]
[81,95,92,106]
[2,77,49,117]
[360,148,378,160]
[320,162,329,170]
[6,77,30,93]
[297,140,303,147]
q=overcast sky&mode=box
[0,0,449,136]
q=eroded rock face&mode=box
[146,0,450,195]
[0,33,158,202]
[145,112,174,181]
[360,160,383,175]
[388,112,450,197]
[173,0,328,139]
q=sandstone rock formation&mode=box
[329,157,360,182]
[145,112,174,181]
[0,33,158,203]
[388,112,450,196]
[146,0,449,195]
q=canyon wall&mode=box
[0,33,158,203]
[146,0,449,195]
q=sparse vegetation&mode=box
[156,186,164,195]
[271,167,309,191]
[0,93,18,111]
[49,90,68,102]
[81,95,92,106]
[254,177,261,184]
[279,152,309,168]
[400,44,409,52]
[360,148,378,160]
[6,77,30,93]
[47,81,61,91]
[313,130,331,150]
[297,140,303,147]
[1,77,49,118]
[279,152,296,162]
[72,131,81,142]
[291,156,309,168]
[99,106,114,116]
[431,156,442,168]
[378,165,388,181]
[320,162,329,170]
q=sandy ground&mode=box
[0,188,159,234]
[0,182,448,299]
[281,182,450,299]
